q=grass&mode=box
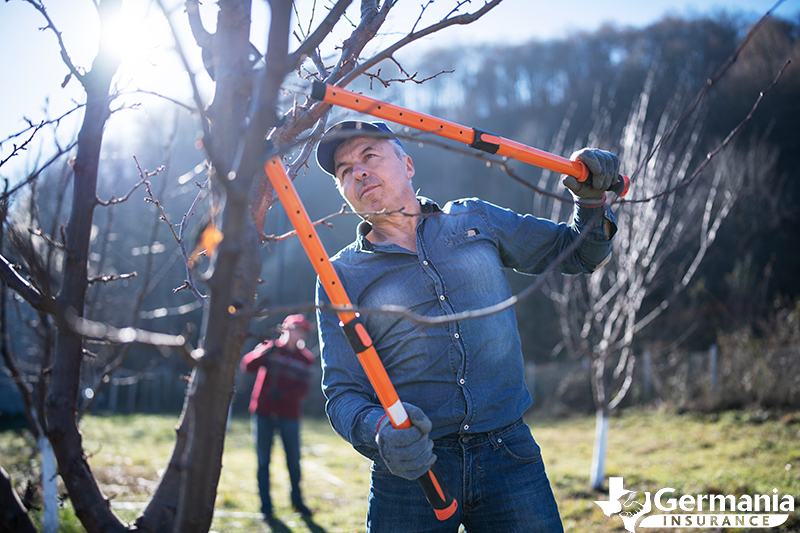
[2,408,799,532]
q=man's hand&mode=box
[562,148,620,202]
[375,402,436,480]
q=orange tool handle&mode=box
[309,80,629,197]
[264,157,458,521]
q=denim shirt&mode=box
[315,196,616,460]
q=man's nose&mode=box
[352,162,369,179]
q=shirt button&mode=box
[454,333,460,339]
[423,260,429,266]
[459,378,465,385]
[439,295,445,301]
[463,425,469,431]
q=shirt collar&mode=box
[354,196,441,252]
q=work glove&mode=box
[375,402,436,481]
[562,148,620,203]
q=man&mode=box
[314,120,619,532]
[240,314,315,525]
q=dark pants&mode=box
[254,413,304,516]
[366,419,563,533]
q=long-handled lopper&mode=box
[284,79,630,197]
[263,156,458,521]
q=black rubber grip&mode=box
[418,463,458,520]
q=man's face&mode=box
[333,137,415,216]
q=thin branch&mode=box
[0,104,84,147]
[156,0,217,165]
[337,0,503,87]
[87,272,136,286]
[24,0,85,85]
[364,67,455,89]
[261,204,347,242]
[28,228,66,251]
[69,316,196,365]
[136,157,209,304]
[175,179,210,303]
[0,121,45,168]
[622,59,790,204]
[0,253,57,315]
[625,0,788,183]
[97,156,163,206]
[0,140,79,203]
[288,0,354,67]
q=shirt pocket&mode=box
[443,228,481,245]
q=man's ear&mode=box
[404,155,415,180]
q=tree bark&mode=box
[0,467,37,533]
[43,2,127,532]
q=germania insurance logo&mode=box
[595,477,794,531]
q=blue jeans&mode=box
[366,419,563,533]
[253,414,304,516]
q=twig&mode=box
[623,59,791,204]
[365,67,455,89]
[97,156,163,206]
[87,272,137,286]
[0,121,44,168]
[69,316,196,367]
[156,0,217,166]
[0,105,83,147]
[0,140,79,202]
[136,156,209,304]
[626,0,788,183]
[261,204,347,242]
[337,0,503,88]
[175,179,210,303]
[28,228,66,251]
[24,0,85,84]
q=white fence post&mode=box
[709,344,718,399]
[643,349,652,403]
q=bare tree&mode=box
[540,64,781,489]
[0,0,502,531]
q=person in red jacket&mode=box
[240,314,315,525]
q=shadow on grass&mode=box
[266,515,328,533]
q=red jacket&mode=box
[240,340,315,419]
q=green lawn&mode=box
[2,409,799,532]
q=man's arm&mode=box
[466,149,619,275]
[315,277,385,460]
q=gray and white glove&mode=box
[375,402,436,480]
[562,148,620,203]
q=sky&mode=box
[0,0,796,181]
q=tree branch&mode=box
[0,253,56,315]
[24,0,86,86]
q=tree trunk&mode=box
[0,466,37,533]
[44,2,127,532]
[590,407,610,491]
